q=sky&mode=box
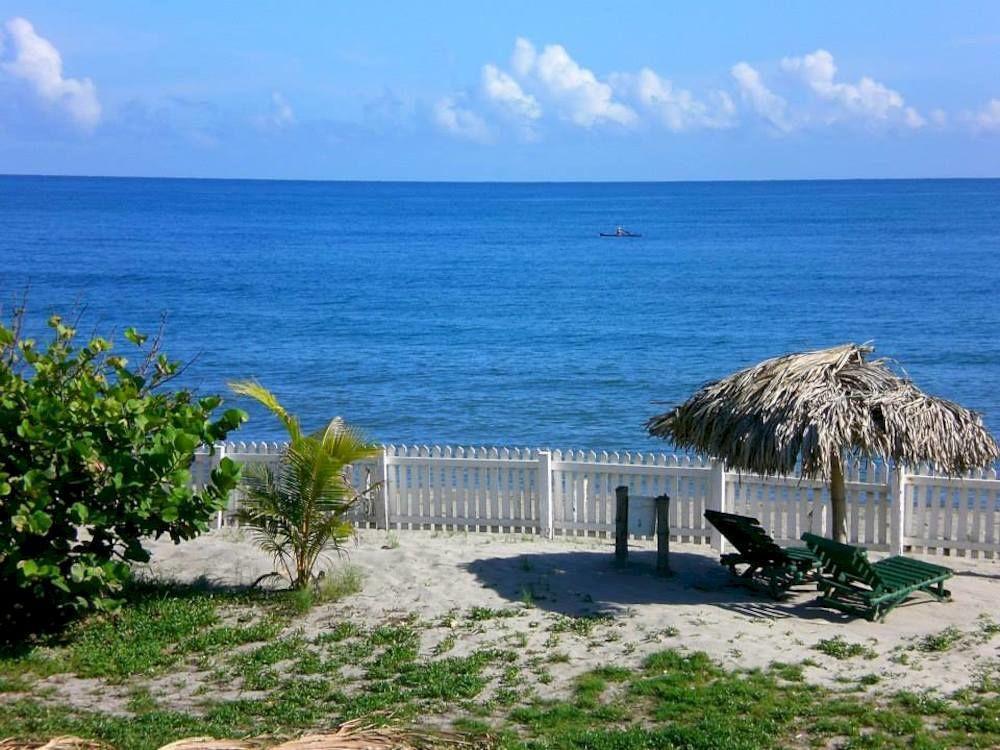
[0,1,998,181]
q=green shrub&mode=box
[0,312,245,626]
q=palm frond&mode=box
[229,380,303,442]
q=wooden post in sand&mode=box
[615,485,629,565]
[215,442,227,530]
[655,494,672,576]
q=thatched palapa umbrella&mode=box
[646,344,999,542]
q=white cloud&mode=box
[513,38,636,127]
[0,17,100,129]
[966,99,1000,132]
[254,91,295,130]
[433,96,491,142]
[444,39,998,142]
[780,49,922,128]
[731,61,792,132]
[614,67,734,131]
[510,37,536,79]
[481,63,541,121]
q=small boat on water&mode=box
[600,225,641,238]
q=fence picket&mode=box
[202,442,999,557]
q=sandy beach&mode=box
[137,529,1000,700]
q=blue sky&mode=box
[0,1,998,180]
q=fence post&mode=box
[889,465,906,556]
[375,446,390,530]
[615,486,629,566]
[537,451,554,539]
[708,460,726,553]
[214,442,227,530]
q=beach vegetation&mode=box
[0,579,998,749]
[228,380,379,590]
[0,311,245,629]
[813,635,878,660]
[917,626,964,653]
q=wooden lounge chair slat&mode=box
[704,510,819,598]
[801,532,953,621]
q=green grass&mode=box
[467,607,522,622]
[813,635,878,660]
[547,614,613,637]
[917,626,964,653]
[1,583,999,750]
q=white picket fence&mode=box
[192,442,1000,560]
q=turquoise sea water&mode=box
[2,176,998,448]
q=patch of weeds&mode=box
[369,624,419,647]
[895,690,949,715]
[396,651,493,700]
[291,650,324,675]
[436,609,462,629]
[547,652,571,664]
[505,632,528,649]
[812,635,877,660]
[770,661,806,682]
[519,587,536,608]
[0,646,63,693]
[890,650,910,666]
[918,626,964,653]
[59,587,223,681]
[182,618,283,654]
[592,665,630,682]
[495,665,522,706]
[383,532,400,549]
[467,607,521,622]
[231,635,311,690]
[858,673,882,686]
[312,565,365,604]
[574,672,608,709]
[366,642,419,679]
[364,625,420,679]
[452,717,495,738]
[433,634,457,656]
[313,621,361,644]
[548,614,612,637]
[280,588,316,616]
[977,614,1000,639]
[125,687,157,714]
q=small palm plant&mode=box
[229,381,379,589]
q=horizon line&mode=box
[3,172,999,185]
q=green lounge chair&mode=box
[801,532,953,622]
[704,510,819,598]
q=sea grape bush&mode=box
[0,313,246,624]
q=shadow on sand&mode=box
[462,547,855,623]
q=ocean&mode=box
[2,176,998,449]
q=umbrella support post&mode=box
[831,456,848,543]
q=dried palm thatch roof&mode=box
[646,343,999,479]
[0,720,481,750]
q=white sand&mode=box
[140,528,1000,698]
